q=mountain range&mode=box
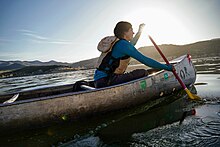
[68,38,220,67]
[0,60,69,71]
[137,38,220,62]
[0,38,219,76]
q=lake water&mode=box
[0,69,95,95]
[0,71,219,147]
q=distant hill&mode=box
[70,57,98,69]
[0,60,69,71]
[0,62,25,70]
[6,65,63,77]
[137,38,220,62]
[0,38,219,78]
[70,38,220,67]
[0,65,76,78]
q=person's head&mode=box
[114,21,134,41]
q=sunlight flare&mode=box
[125,8,195,47]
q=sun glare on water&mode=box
[125,8,194,47]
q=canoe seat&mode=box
[80,85,96,90]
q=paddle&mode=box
[148,35,201,100]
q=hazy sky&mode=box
[0,0,219,63]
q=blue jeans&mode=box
[95,69,148,88]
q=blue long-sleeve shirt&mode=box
[94,39,172,81]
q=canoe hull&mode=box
[0,55,196,131]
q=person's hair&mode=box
[114,21,132,39]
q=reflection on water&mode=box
[96,97,196,146]
[129,74,220,147]
[195,74,220,99]
[0,73,219,147]
[131,104,220,147]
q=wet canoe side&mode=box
[0,55,196,131]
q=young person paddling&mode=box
[94,21,173,88]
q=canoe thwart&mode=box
[80,85,96,90]
[73,80,95,92]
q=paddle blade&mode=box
[185,88,201,100]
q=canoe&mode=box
[0,55,196,131]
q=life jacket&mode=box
[96,36,131,75]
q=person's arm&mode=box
[123,42,172,71]
[130,23,145,46]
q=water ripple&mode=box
[0,70,94,95]
[131,109,220,147]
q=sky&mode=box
[0,0,220,63]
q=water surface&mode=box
[0,73,219,147]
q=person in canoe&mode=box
[94,21,173,88]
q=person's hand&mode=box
[138,23,145,32]
[167,64,175,71]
